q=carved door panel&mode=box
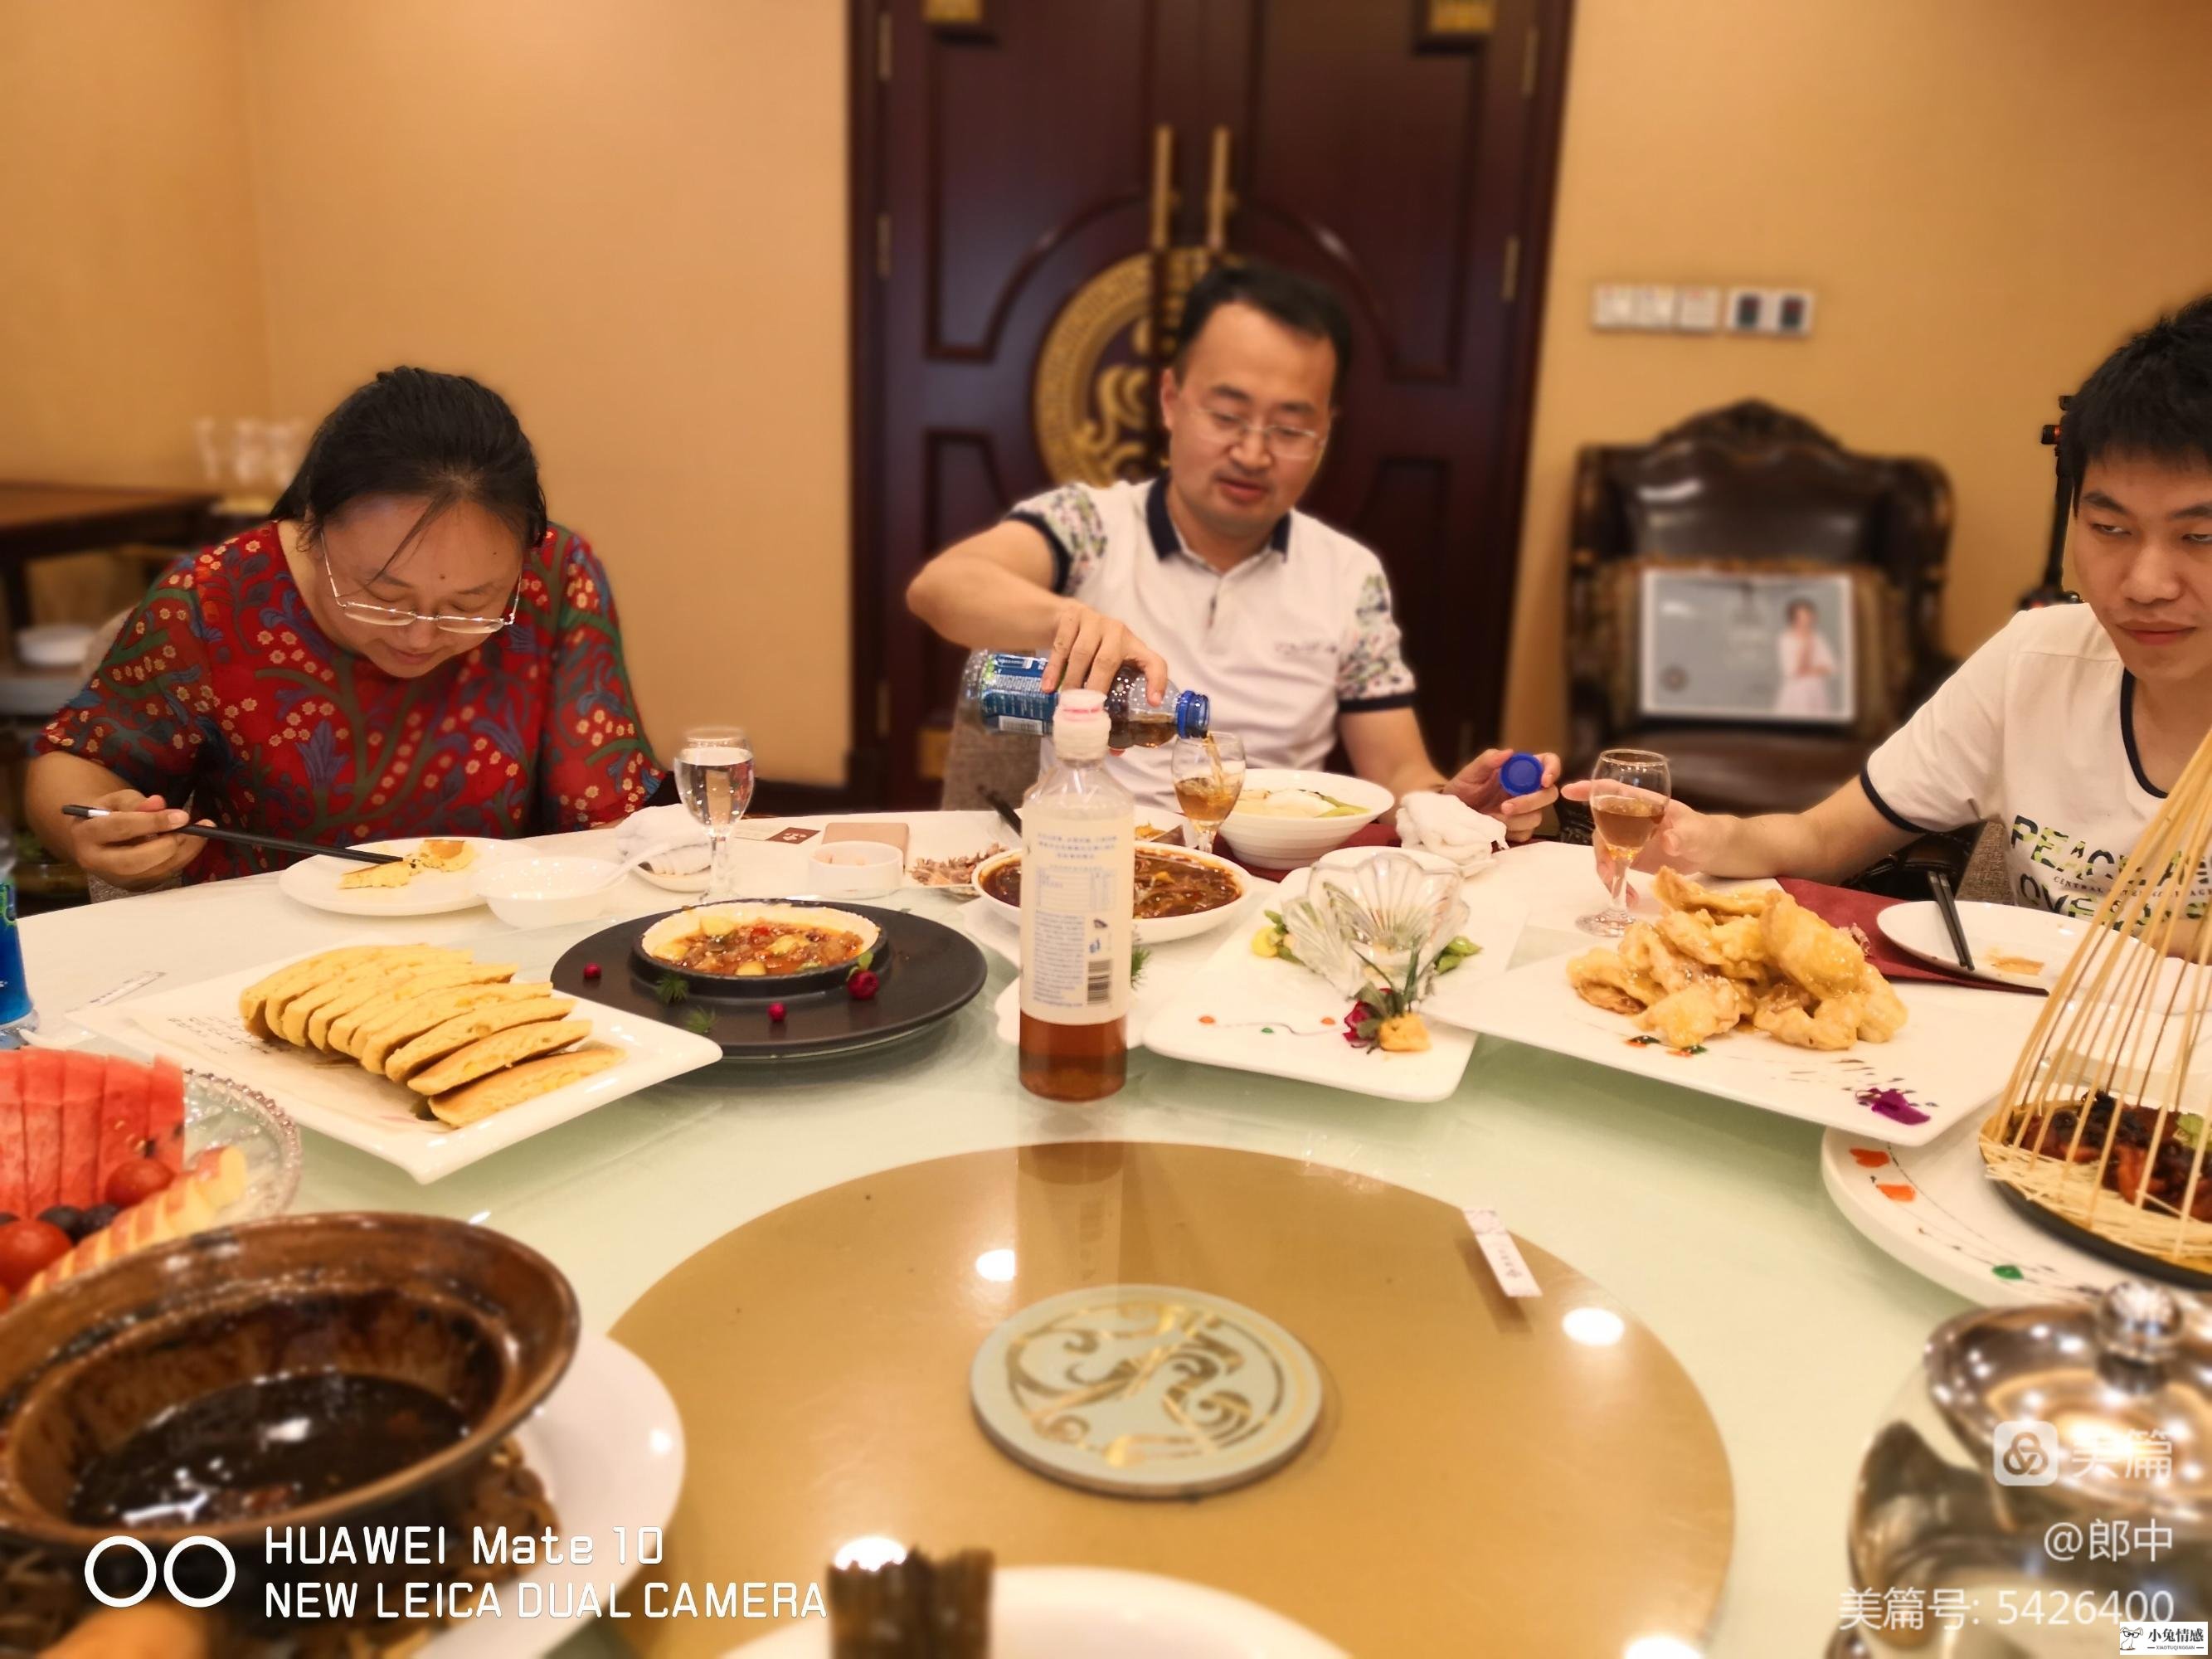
[852,0,1570,805]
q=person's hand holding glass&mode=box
[1577,748,1670,937]
[674,724,755,905]
[1171,733,1246,855]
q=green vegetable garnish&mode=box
[1130,944,1152,989]
[2176,1113,2204,1148]
[654,972,691,1007]
[681,1006,717,1036]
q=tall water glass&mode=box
[674,725,755,905]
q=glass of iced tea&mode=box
[1170,732,1246,855]
[1578,747,1670,937]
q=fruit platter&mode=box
[0,1051,298,1306]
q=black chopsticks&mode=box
[61,805,404,866]
[981,790,1026,837]
[1928,869,1975,971]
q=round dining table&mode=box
[22,814,1966,1657]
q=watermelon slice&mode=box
[95,1058,148,1202]
[59,1053,107,1209]
[146,1058,186,1174]
[0,1056,24,1218]
[20,1050,63,1216]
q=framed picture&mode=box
[1639,568,1856,725]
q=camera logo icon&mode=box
[1994,1418,2061,1486]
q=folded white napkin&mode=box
[615,803,709,873]
[1394,791,1508,874]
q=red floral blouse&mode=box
[39,523,663,883]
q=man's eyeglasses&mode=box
[319,552,521,637]
[1192,405,1328,463]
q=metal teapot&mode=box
[1832,1282,2210,1657]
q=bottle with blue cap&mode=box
[1496,752,1547,800]
[961,651,1209,750]
[0,820,35,1048]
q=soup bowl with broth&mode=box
[1219,769,1394,868]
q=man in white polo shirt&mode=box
[1563,294,2212,914]
[906,260,1558,836]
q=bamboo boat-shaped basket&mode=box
[1980,733,2212,1280]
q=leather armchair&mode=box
[1567,399,1955,816]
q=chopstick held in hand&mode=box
[61,805,403,867]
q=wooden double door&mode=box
[848,0,1573,805]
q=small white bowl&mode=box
[807,839,904,898]
[1219,768,1394,868]
[470,855,624,928]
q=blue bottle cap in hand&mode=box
[1497,752,1546,799]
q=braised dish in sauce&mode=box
[668,919,865,977]
[981,849,1242,921]
[640,903,882,981]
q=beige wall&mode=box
[0,0,270,486]
[242,0,850,784]
[16,0,2210,783]
[1503,0,2212,756]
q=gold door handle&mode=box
[1150,123,1177,253]
[1205,125,1237,255]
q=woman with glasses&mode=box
[29,367,661,888]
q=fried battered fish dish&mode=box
[1565,875,1906,1052]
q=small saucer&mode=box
[970,1282,1323,1498]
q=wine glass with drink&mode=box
[674,724,756,905]
[1578,747,1670,937]
[1171,733,1245,855]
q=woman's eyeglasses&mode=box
[318,553,521,636]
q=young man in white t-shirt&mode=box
[1568,295,2212,915]
[905,260,1558,834]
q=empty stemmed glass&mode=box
[673,724,755,905]
[1577,747,1670,937]
[1171,733,1246,855]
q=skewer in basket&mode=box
[1981,727,2212,1278]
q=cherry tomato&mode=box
[104,1158,174,1211]
[0,1219,72,1292]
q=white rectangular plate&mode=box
[1142,892,1528,1103]
[1460,952,2048,1146]
[73,951,722,1182]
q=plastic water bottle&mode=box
[0,836,37,1046]
[1017,689,1132,1101]
[962,651,1209,749]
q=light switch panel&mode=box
[1591,284,1637,330]
[1675,285,1722,333]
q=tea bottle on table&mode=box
[1018,690,1132,1101]
[962,651,1210,750]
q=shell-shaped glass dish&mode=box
[1284,851,1469,1003]
[1280,889,1369,1000]
[185,1070,303,1224]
